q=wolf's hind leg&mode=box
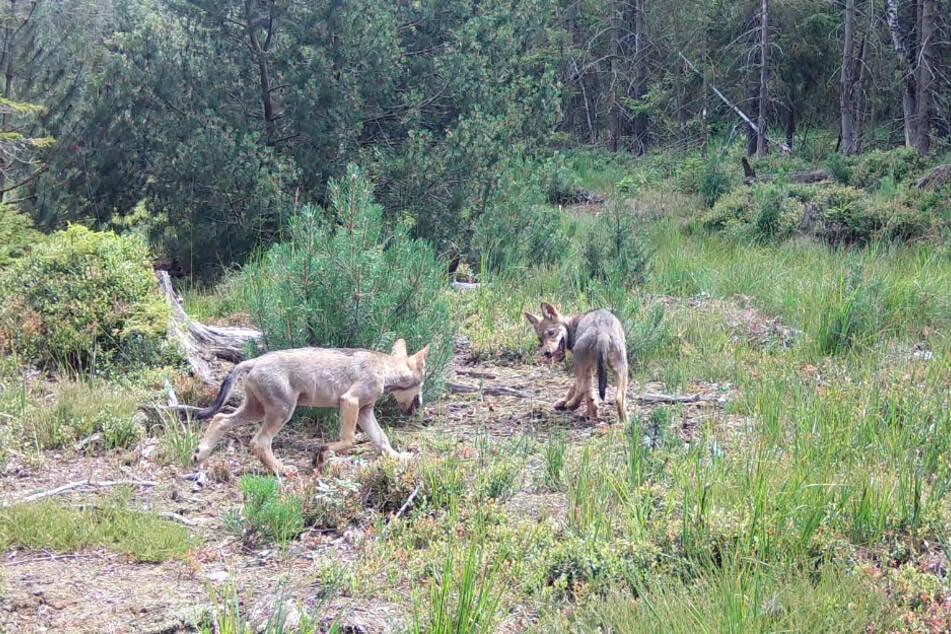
[193,395,264,465]
[248,400,295,476]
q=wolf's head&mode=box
[524,302,569,363]
[388,338,430,415]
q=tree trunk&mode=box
[631,0,649,154]
[840,0,858,155]
[608,0,621,152]
[886,0,918,148]
[853,0,874,152]
[755,0,769,157]
[244,0,277,147]
[915,0,935,155]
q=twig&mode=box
[158,511,201,527]
[634,393,728,405]
[446,381,534,399]
[1,552,95,567]
[1,479,157,507]
[381,485,421,538]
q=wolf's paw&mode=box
[395,450,416,461]
[279,463,299,477]
[192,446,209,465]
[554,399,568,410]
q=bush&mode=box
[0,225,169,373]
[851,147,924,189]
[570,202,651,291]
[471,157,571,272]
[0,205,40,267]
[241,165,455,392]
[238,475,305,547]
[699,155,733,208]
[823,152,852,184]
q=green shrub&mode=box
[702,188,755,231]
[851,147,923,189]
[0,225,169,373]
[541,151,586,205]
[238,475,305,547]
[699,155,733,208]
[24,380,145,451]
[571,202,651,291]
[823,152,853,184]
[240,165,455,392]
[0,205,40,267]
[815,270,885,355]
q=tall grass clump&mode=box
[0,225,170,374]
[411,542,502,634]
[240,164,454,391]
[567,561,894,633]
[232,475,305,548]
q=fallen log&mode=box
[156,270,263,386]
[742,158,829,185]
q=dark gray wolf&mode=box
[186,339,429,475]
[525,302,628,422]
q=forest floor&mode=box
[0,336,734,634]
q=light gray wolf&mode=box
[525,302,628,422]
[186,339,429,475]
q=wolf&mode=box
[185,339,429,476]
[525,302,628,423]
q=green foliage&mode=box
[699,155,733,208]
[411,543,502,634]
[702,178,948,246]
[471,156,572,272]
[565,562,894,633]
[241,165,455,391]
[159,417,202,467]
[0,225,169,373]
[0,205,40,267]
[1,374,151,454]
[568,202,651,292]
[0,488,192,563]
[237,475,305,547]
[815,270,886,355]
[850,148,924,189]
[824,152,852,184]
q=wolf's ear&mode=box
[414,345,430,363]
[524,312,540,326]
[391,338,408,358]
[541,302,560,321]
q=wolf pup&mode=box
[186,339,429,476]
[525,302,628,423]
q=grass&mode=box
[0,147,949,630]
[0,487,192,563]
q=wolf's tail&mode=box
[596,341,608,402]
[186,363,250,419]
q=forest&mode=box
[0,0,949,632]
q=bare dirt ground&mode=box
[0,342,734,634]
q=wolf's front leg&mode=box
[357,406,405,458]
